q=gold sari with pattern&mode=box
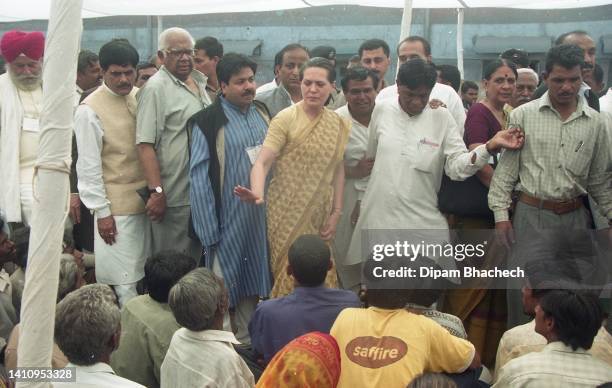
[263,103,350,297]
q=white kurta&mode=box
[74,104,151,285]
[376,82,467,136]
[333,105,370,288]
[346,98,491,266]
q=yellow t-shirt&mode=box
[330,307,475,387]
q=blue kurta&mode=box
[190,97,271,307]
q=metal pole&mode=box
[457,8,465,79]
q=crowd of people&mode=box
[0,23,610,387]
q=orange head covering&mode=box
[0,30,45,63]
[256,332,341,388]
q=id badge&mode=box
[23,117,40,133]
[246,145,262,165]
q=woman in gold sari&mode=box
[235,58,350,297]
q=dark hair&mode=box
[500,48,530,68]
[483,59,518,81]
[397,36,431,57]
[216,53,257,86]
[461,80,478,94]
[555,30,590,46]
[288,235,330,287]
[545,44,584,74]
[98,39,139,71]
[363,256,412,309]
[397,58,437,89]
[144,250,197,303]
[195,36,224,59]
[77,50,99,74]
[593,63,604,84]
[310,45,336,61]
[299,57,336,83]
[407,373,458,388]
[136,61,156,78]
[340,66,379,93]
[358,39,390,58]
[538,289,602,350]
[12,226,30,269]
[276,43,309,67]
[0,218,3,231]
[436,64,461,92]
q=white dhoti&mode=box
[94,213,151,286]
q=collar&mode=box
[101,82,131,97]
[0,269,10,294]
[292,284,327,296]
[66,362,116,375]
[579,82,591,94]
[182,328,241,345]
[76,85,84,95]
[543,341,589,354]
[219,95,253,115]
[538,91,593,119]
[161,65,207,87]
[278,83,296,104]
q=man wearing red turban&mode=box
[0,29,45,225]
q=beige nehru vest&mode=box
[83,85,146,215]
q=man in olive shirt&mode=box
[136,27,211,259]
[110,251,196,388]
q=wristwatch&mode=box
[149,186,163,194]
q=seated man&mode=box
[494,262,612,380]
[161,268,254,387]
[111,251,197,388]
[54,284,145,387]
[0,219,17,344]
[494,289,612,387]
[249,234,360,364]
[331,256,480,388]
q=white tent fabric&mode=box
[15,0,81,387]
[0,0,609,21]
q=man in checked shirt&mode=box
[488,44,612,328]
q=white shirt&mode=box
[255,79,278,94]
[74,104,112,218]
[346,98,490,266]
[600,87,612,114]
[161,328,254,388]
[376,82,467,136]
[54,362,145,388]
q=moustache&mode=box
[582,63,594,70]
[242,90,255,97]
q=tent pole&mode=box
[16,1,82,387]
[397,0,413,78]
[457,8,465,79]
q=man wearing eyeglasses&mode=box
[136,27,211,261]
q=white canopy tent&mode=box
[1,1,609,76]
[1,0,610,21]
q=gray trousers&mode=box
[507,200,601,328]
[151,205,202,261]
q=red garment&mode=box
[0,30,45,62]
[257,332,341,388]
[463,102,503,146]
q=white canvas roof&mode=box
[1,0,610,22]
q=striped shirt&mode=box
[189,97,271,307]
[489,92,611,223]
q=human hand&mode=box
[97,215,117,245]
[495,220,515,250]
[320,211,342,241]
[488,125,525,152]
[353,157,375,179]
[69,193,81,224]
[233,185,264,205]
[146,192,166,222]
[429,99,447,109]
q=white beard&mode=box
[8,67,42,91]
